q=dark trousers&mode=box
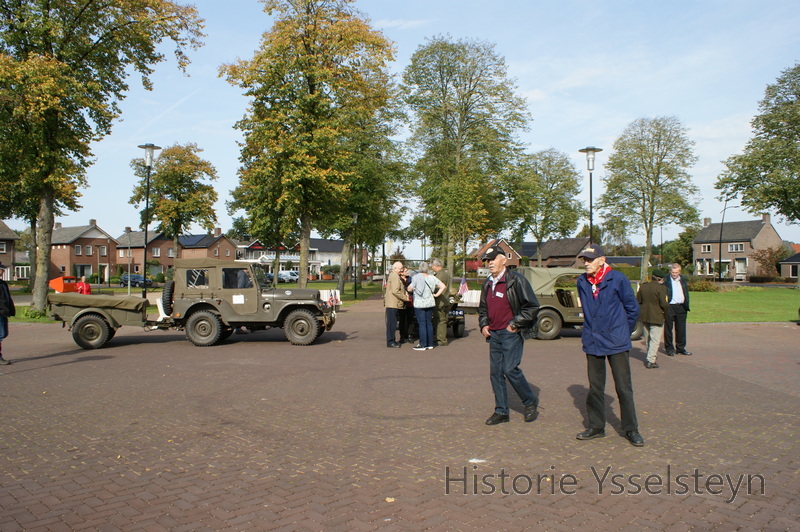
[398,307,413,341]
[432,301,448,346]
[489,329,536,415]
[585,351,638,432]
[664,304,688,354]
[385,308,399,344]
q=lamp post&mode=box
[352,213,358,300]
[125,227,132,296]
[717,200,739,282]
[579,146,603,245]
[137,143,161,300]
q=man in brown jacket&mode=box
[636,269,669,368]
[384,261,408,348]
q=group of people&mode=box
[384,259,452,351]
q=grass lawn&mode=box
[688,286,799,323]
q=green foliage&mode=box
[716,62,800,223]
[661,225,701,267]
[154,273,166,283]
[614,266,641,281]
[687,279,718,292]
[322,264,340,275]
[15,306,47,320]
[599,116,701,280]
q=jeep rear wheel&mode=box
[535,309,562,340]
[72,314,112,349]
[630,321,644,341]
[284,309,320,345]
[185,310,223,347]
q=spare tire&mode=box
[162,280,175,315]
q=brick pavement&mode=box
[0,296,798,531]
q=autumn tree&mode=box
[751,245,792,277]
[221,0,395,288]
[598,116,701,280]
[402,36,530,272]
[716,62,800,224]
[0,1,204,311]
[505,149,583,266]
[129,143,218,256]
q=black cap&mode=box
[482,246,504,261]
[577,245,606,260]
[651,268,667,279]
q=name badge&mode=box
[495,292,504,298]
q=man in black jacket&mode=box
[0,263,16,365]
[664,263,692,356]
[478,247,539,425]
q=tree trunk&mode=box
[336,232,353,294]
[32,189,55,312]
[641,228,653,281]
[28,218,38,291]
[299,213,311,289]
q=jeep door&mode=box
[221,267,259,315]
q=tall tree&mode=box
[0,1,204,310]
[505,149,583,266]
[716,62,800,224]
[598,116,700,280]
[129,143,218,256]
[402,36,530,273]
[661,225,700,269]
[221,0,395,288]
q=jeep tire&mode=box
[72,314,112,349]
[535,309,562,341]
[161,280,175,316]
[185,310,223,347]
[284,309,321,345]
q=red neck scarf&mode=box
[587,264,611,298]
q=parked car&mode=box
[120,274,153,288]
[277,271,299,283]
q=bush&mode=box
[17,306,47,319]
[154,273,165,283]
[748,276,779,283]
[688,279,717,292]
[88,273,99,283]
[615,266,641,281]
[322,264,340,275]
[110,276,121,284]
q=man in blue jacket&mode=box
[575,245,644,447]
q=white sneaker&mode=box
[426,346,434,350]
[412,345,426,351]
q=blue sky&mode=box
[8,0,799,253]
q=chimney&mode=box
[55,222,62,229]
[89,219,96,226]
[703,217,711,227]
[125,226,132,233]
[761,213,770,224]
[214,227,222,237]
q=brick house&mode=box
[535,237,591,268]
[0,220,20,281]
[469,238,522,271]
[779,253,799,280]
[115,229,178,277]
[50,220,118,281]
[179,229,237,261]
[692,213,783,280]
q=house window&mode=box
[60,266,66,273]
[168,248,175,258]
[225,249,230,257]
[701,244,712,253]
[100,246,107,257]
[214,248,219,257]
[85,245,92,256]
[119,249,125,258]
[75,245,82,255]
[791,265,798,278]
[152,247,161,257]
[0,242,6,253]
[728,243,744,252]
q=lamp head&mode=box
[579,146,603,171]
[137,143,162,168]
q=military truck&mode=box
[519,267,644,341]
[48,258,336,349]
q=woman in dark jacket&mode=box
[0,264,16,365]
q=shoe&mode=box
[645,362,659,369]
[412,345,427,351]
[576,428,605,440]
[665,352,675,356]
[485,413,509,425]
[678,350,693,356]
[387,341,401,348]
[0,357,9,366]
[425,346,434,350]
[524,402,538,422]
[625,430,645,447]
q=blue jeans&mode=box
[414,307,434,347]
[489,328,536,415]
[0,315,7,341]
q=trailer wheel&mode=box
[185,310,222,347]
[161,280,175,315]
[535,309,562,340]
[284,309,320,345]
[72,314,112,349]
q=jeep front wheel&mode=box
[284,309,321,345]
[185,310,223,347]
[535,309,562,340]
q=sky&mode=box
[6,0,800,256]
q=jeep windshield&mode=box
[252,264,274,287]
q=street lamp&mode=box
[717,199,739,282]
[137,143,161,300]
[352,213,358,300]
[579,146,603,245]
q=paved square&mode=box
[1,296,797,530]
